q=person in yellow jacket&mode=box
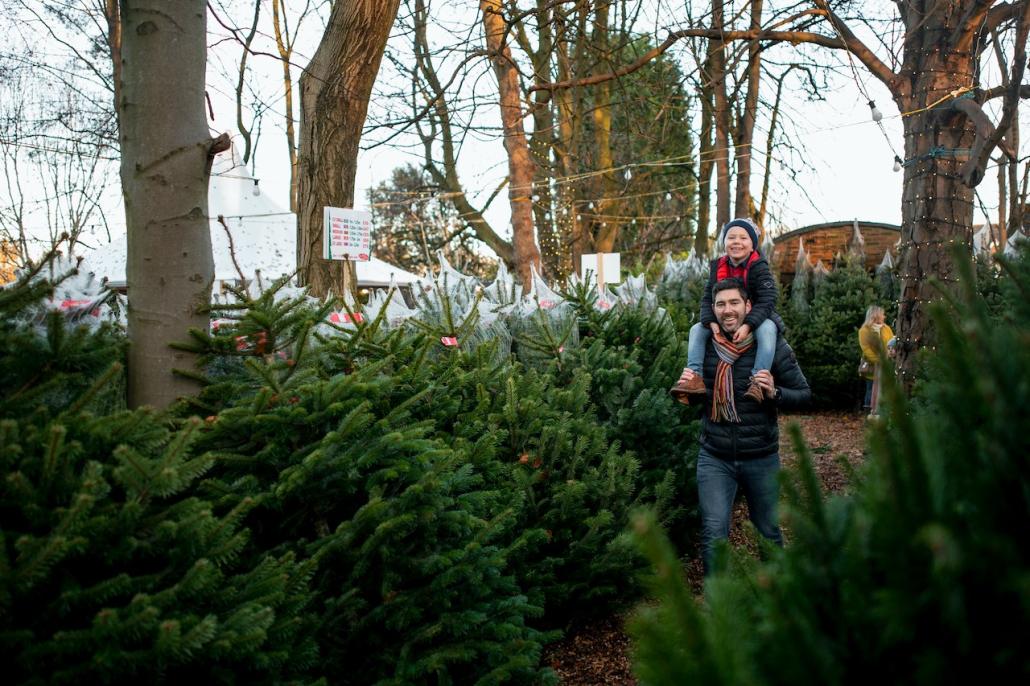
[858,305,894,416]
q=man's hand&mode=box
[753,369,776,399]
[733,323,752,343]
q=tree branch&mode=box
[810,0,898,93]
[959,1,1030,186]
[980,84,1030,99]
[530,21,898,95]
[952,0,997,52]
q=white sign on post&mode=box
[323,207,372,261]
[580,252,621,285]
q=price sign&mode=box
[323,207,372,261]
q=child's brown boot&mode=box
[744,378,765,403]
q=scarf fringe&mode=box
[711,331,755,423]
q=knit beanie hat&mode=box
[722,218,761,254]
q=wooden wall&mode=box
[770,221,900,278]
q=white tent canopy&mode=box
[84,161,421,290]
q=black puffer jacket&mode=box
[699,255,785,333]
[699,333,811,460]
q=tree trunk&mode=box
[759,67,793,228]
[554,6,581,275]
[893,34,977,383]
[297,0,400,299]
[1007,111,1021,235]
[710,1,732,230]
[271,0,299,212]
[528,0,563,279]
[591,1,619,254]
[118,0,219,409]
[695,59,714,256]
[481,0,541,287]
[733,0,763,219]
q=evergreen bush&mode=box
[788,258,875,407]
[190,288,556,684]
[0,264,318,685]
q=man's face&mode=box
[714,287,752,335]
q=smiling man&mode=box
[674,277,811,576]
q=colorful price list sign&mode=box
[323,207,372,261]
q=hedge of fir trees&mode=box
[630,245,1030,684]
[0,263,319,685]
[2,256,700,683]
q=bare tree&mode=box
[117,0,228,408]
[480,0,542,287]
[1,1,120,264]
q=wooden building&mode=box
[770,220,900,281]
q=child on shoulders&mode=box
[675,217,783,403]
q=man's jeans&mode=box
[686,319,777,375]
[697,448,783,575]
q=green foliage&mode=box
[630,247,1030,684]
[787,258,876,407]
[0,268,317,685]
[0,264,125,420]
[189,290,555,684]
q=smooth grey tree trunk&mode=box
[118,0,222,409]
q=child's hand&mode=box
[709,322,720,336]
[733,323,752,343]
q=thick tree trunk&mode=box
[297,0,400,298]
[893,33,977,383]
[118,0,219,409]
[481,0,541,287]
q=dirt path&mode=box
[542,410,867,685]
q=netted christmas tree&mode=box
[630,246,1030,684]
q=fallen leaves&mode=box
[545,409,868,684]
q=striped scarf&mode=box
[711,330,754,423]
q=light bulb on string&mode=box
[893,155,903,172]
[624,167,633,181]
[252,179,261,196]
[665,192,672,201]
[869,100,883,123]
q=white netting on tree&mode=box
[363,283,418,328]
[36,254,126,329]
[811,259,830,291]
[615,273,658,309]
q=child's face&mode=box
[724,227,754,261]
